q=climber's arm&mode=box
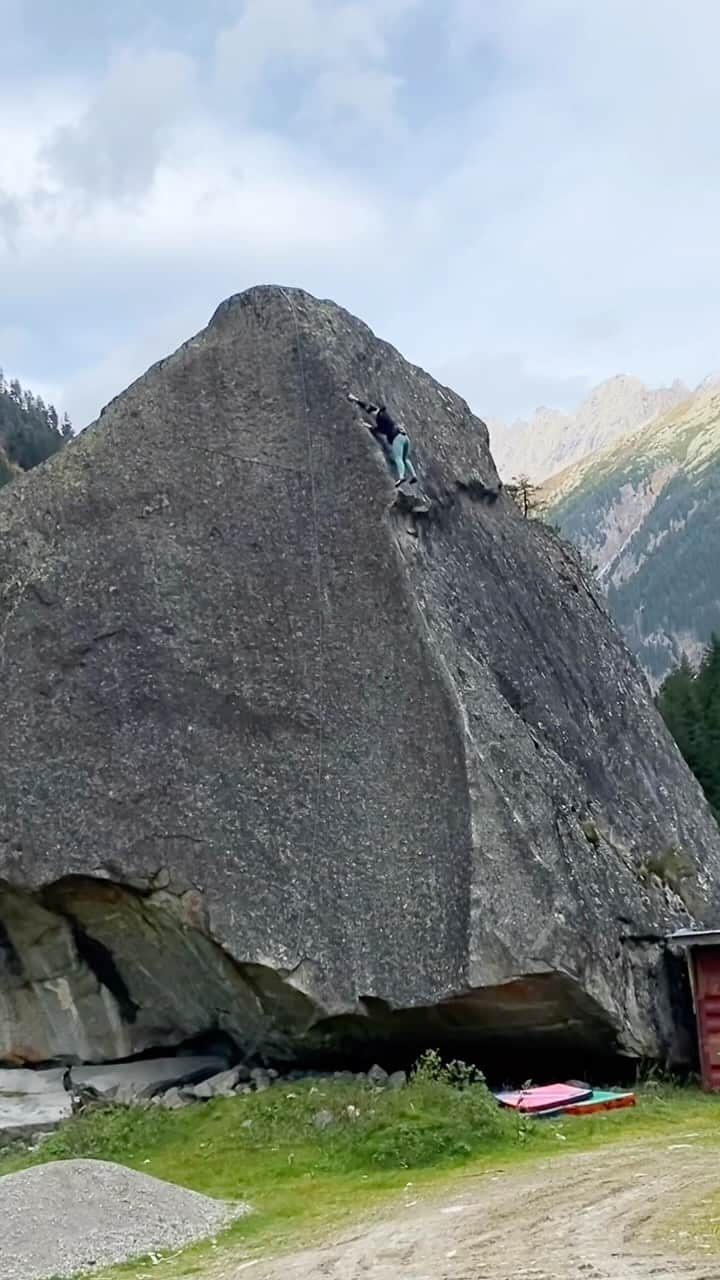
[348,393,379,417]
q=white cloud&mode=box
[305,67,404,138]
[216,0,383,80]
[0,94,388,426]
[42,49,197,201]
[3,0,720,433]
[2,120,382,272]
[412,0,720,397]
[215,0,414,131]
[0,57,386,277]
[0,192,20,245]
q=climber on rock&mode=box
[348,394,418,487]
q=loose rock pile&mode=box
[153,1064,408,1110]
[0,1158,246,1280]
[0,1057,408,1145]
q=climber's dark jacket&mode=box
[355,400,402,444]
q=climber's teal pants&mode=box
[390,433,417,483]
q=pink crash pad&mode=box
[495,1083,593,1113]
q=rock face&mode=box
[1,286,719,1073]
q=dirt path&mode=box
[228,1141,720,1279]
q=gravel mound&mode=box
[0,1158,248,1280]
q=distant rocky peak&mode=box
[490,374,690,482]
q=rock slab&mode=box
[0,1068,65,1095]
[0,1094,71,1146]
[74,1054,228,1101]
[1,285,720,1069]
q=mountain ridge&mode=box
[544,382,720,680]
[490,374,690,482]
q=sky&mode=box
[2,0,720,429]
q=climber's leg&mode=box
[391,434,407,485]
[380,439,394,475]
[403,437,418,485]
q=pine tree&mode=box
[658,642,720,821]
[0,447,16,487]
[695,635,720,814]
[0,370,69,479]
[507,474,544,519]
[657,655,700,771]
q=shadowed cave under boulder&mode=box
[0,876,691,1081]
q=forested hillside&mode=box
[0,370,71,487]
[658,639,720,820]
[544,385,720,682]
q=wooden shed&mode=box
[669,928,720,1091]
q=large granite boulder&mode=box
[0,286,718,1070]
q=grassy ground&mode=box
[2,1058,720,1278]
[666,1184,720,1257]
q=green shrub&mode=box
[333,1051,510,1170]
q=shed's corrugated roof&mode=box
[668,928,720,946]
